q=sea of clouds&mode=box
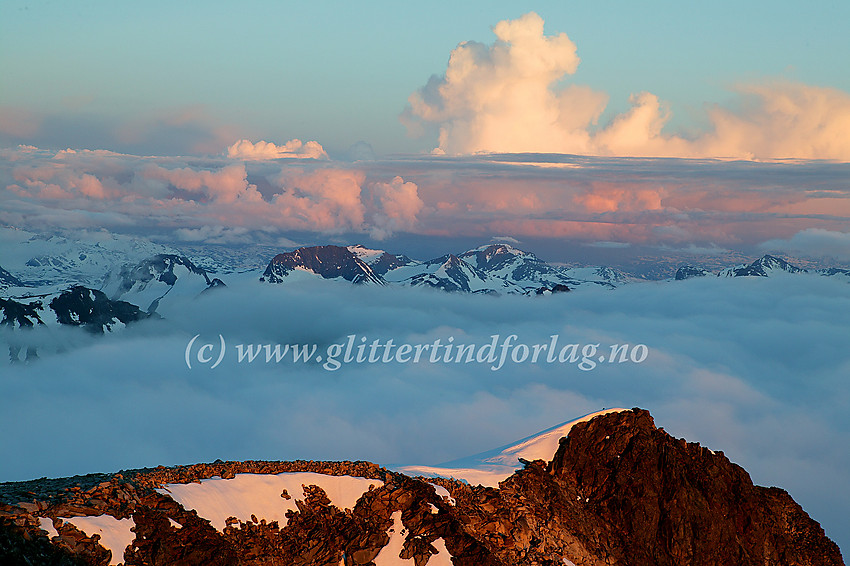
[2,273,848,550]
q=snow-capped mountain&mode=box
[0,265,24,290]
[258,243,646,294]
[260,245,385,285]
[1,286,150,333]
[671,255,850,282]
[458,244,587,290]
[559,265,637,287]
[2,285,153,363]
[0,227,175,289]
[719,254,807,277]
[347,244,415,276]
[102,254,223,314]
[816,267,850,278]
[385,253,524,294]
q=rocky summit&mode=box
[0,409,842,566]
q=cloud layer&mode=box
[404,12,850,161]
[2,274,848,551]
[0,147,423,240]
[2,146,848,254]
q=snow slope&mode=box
[398,409,627,487]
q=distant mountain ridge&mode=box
[676,254,850,281]
[260,246,384,285]
[4,228,849,304]
[257,243,636,295]
[102,254,224,314]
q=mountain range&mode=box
[3,229,849,358]
[0,409,842,565]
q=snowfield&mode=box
[156,472,383,531]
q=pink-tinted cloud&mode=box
[404,13,850,161]
[1,146,848,255]
[142,164,263,204]
[226,139,329,161]
[272,167,366,231]
[364,176,424,239]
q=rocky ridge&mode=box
[0,409,842,566]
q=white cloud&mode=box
[404,13,850,161]
[364,176,424,239]
[226,139,328,160]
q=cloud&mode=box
[142,164,263,204]
[404,12,606,156]
[273,167,367,231]
[2,146,848,255]
[0,147,428,239]
[0,105,245,157]
[404,13,850,161]
[760,229,850,261]
[226,139,329,161]
[363,176,424,239]
[1,272,848,550]
[491,236,521,244]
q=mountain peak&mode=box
[2,409,841,566]
[262,245,385,285]
[720,254,807,277]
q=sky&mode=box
[2,1,850,156]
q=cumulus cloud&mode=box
[363,176,424,239]
[404,12,850,161]
[273,167,367,231]
[404,12,606,156]
[1,274,848,550]
[142,164,263,204]
[226,139,329,161]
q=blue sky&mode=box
[3,0,849,156]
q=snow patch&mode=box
[62,515,136,566]
[156,472,382,532]
[373,510,412,565]
[38,517,59,539]
[429,538,454,565]
[429,484,455,506]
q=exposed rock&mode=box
[49,286,150,334]
[0,411,842,565]
[261,246,385,285]
[674,265,712,280]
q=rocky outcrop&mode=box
[0,410,842,565]
[674,265,711,280]
[49,286,150,334]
